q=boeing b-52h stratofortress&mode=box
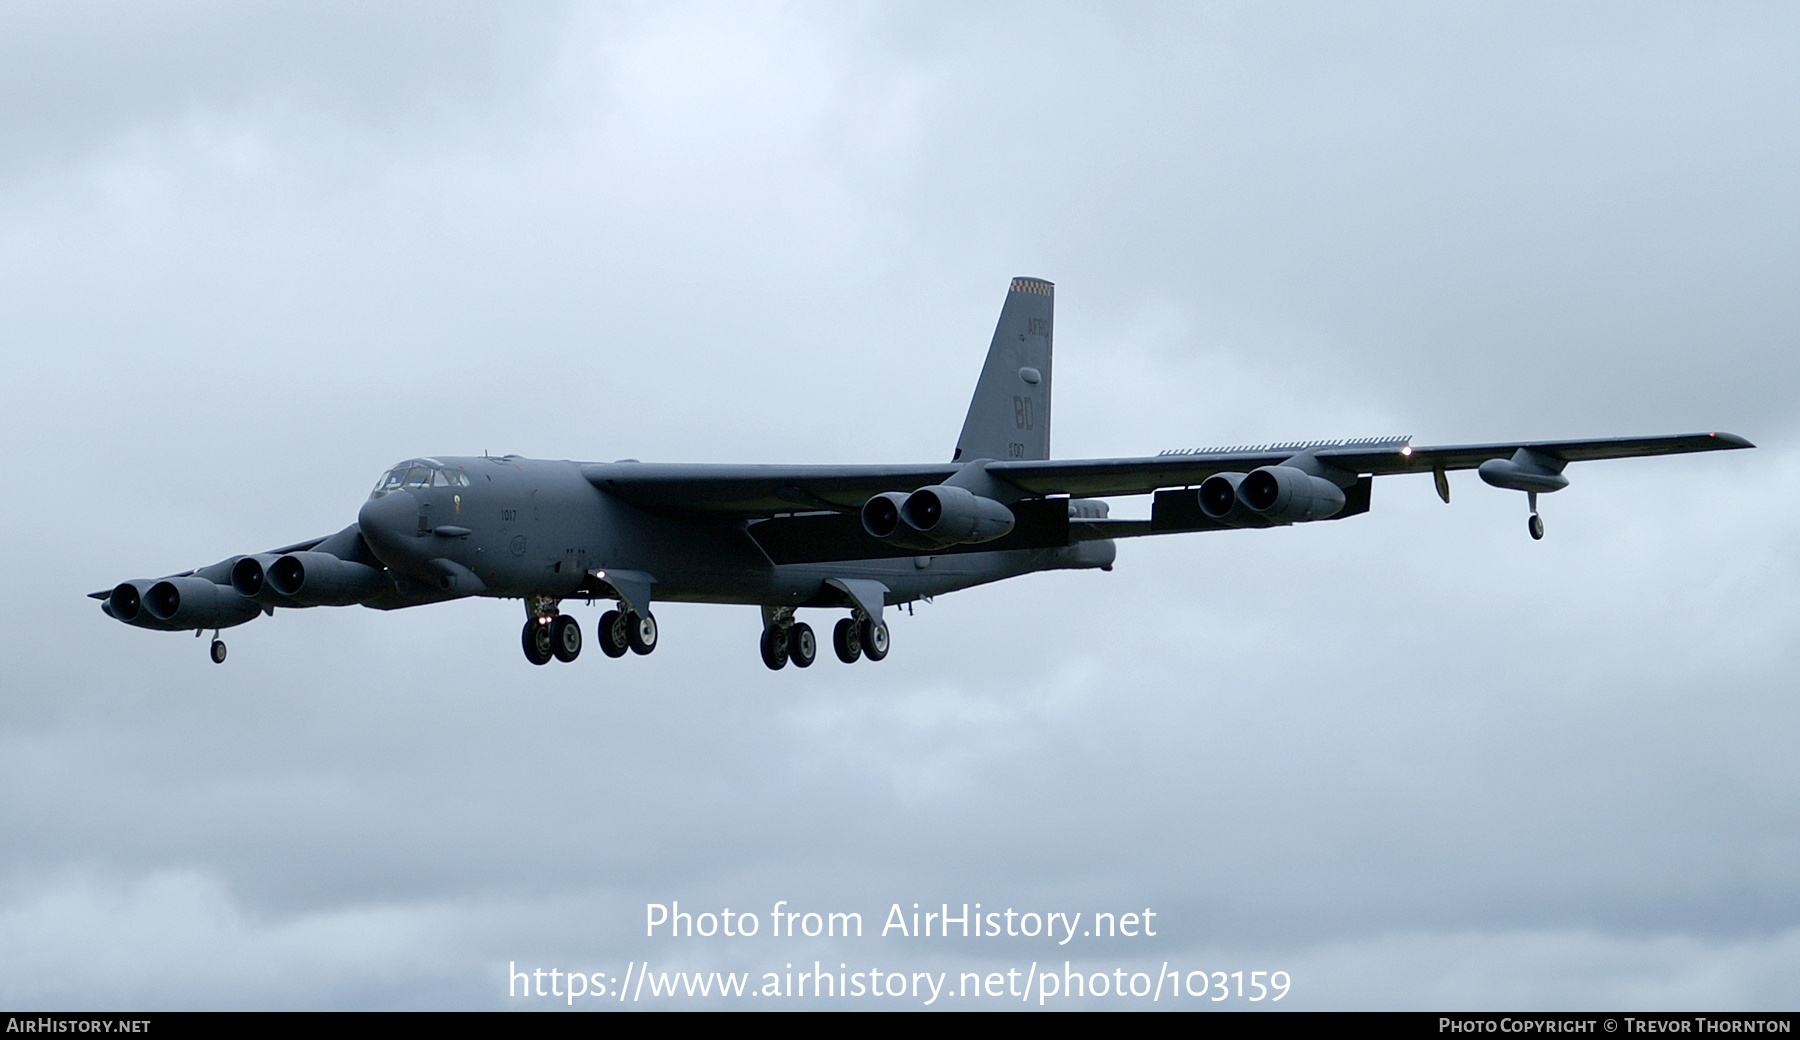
[96,278,1752,669]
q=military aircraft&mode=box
[94,277,1752,669]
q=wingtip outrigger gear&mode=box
[1478,448,1569,540]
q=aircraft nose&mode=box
[358,489,420,565]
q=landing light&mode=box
[1400,445,1413,456]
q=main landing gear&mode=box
[520,598,657,665]
[761,607,888,671]
[597,608,657,657]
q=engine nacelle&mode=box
[861,486,1016,549]
[1197,472,1258,526]
[902,485,1015,546]
[268,551,387,607]
[106,579,165,628]
[142,575,260,630]
[230,554,294,606]
[1239,465,1346,522]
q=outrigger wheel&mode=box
[209,638,227,664]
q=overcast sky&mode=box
[2,1,1797,1010]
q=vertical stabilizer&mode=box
[954,277,1053,462]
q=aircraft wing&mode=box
[987,432,1753,498]
[583,433,1750,519]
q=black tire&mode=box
[833,618,861,663]
[598,609,629,658]
[789,623,816,668]
[627,611,658,655]
[760,626,789,670]
[860,617,890,661]
[1528,514,1545,541]
[552,614,582,662]
[209,639,227,664]
[522,619,553,665]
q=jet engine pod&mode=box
[900,485,1015,546]
[229,554,293,605]
[1198,472,1258,526]
[1240,466,1347,522]
[267,551,386,607]
[143,575,260,629]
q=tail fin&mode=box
[954,277,1053,462]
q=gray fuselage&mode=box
[356,455,1113,612]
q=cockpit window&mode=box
[371,469,406,497]
[369,460,469,499]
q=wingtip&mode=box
[1711,432,1755,449]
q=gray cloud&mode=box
[1,1,1795,1010]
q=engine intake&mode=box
[860,492,909,541]
[107,580,154,625]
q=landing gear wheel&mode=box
[760,626,789,670]
[1528,514,1545,541]
[598,610,629,658]
[833,618,862,663]
[552,615,582,662]
[522,619,554,665]
[627,612,658,655]
[789,623,816,668]
[860,618,890,661]
[209,639,227,664]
